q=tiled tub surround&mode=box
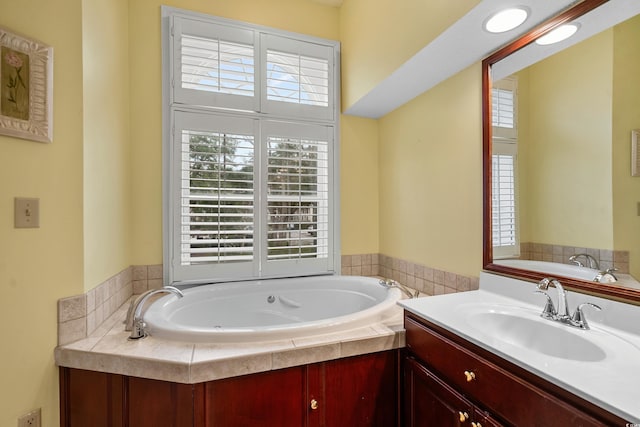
[342,253,480,296]
[59,255,478,346]
[55,255,477,383]
[58,265,162,345]
[55,292,405,384]
[519,242,630,274]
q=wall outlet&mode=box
[17,408,41,427]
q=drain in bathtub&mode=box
[267,295,276,303]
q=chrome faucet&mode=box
[379,279,419,298]
[568,253,599,270]
[127,286,184,340]
[536,277,570,319]
[534,277,601,330]
[594,268,618,283]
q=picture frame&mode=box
[0,26,53,143]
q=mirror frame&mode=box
[482,0,640,303]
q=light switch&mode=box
[14,197,40,228]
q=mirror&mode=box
[483,0,640,302]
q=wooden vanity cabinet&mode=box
[59,350,399,427]
[403,312,626,427]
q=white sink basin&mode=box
[466,310,606,362]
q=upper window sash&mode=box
[492,77,517,141]
[172,16,259,112]
[170,13,337,122]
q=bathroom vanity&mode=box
[403,312,624,426]
[400,272,640,426]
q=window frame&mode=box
[161,7,341,286]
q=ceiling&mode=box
[343,0,580,118]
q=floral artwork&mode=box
[0,26,52,143]
[1,46,30,120]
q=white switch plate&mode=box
[14,197,40,228]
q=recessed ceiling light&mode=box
[535,23,579,45]
[484,7,529,33]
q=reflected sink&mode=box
[465,309,607,362]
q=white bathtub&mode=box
[494,259,602,281]
[143,275,401,342]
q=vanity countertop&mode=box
[55,298,405,384]
[399,272,640,423]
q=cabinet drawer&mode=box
[405,315,606,427]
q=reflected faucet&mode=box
[379,279,419,299]
[535,277,601,330]
[127,286,184,340]
[568,253,599,270]
[594,268,618,283]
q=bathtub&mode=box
[494,259,602,281]
[143,275,401,342]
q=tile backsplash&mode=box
[58,257,477,345]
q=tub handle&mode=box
[310,399,319,410]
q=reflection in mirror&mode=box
[483,0,640,301]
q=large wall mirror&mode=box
[482,0,640,302]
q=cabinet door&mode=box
[60,368,194,427]
[404,357,475,427]
[323,351,399,427]
[196,366,308,427]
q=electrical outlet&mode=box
[17,408,41,427]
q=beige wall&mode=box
[0,0,84,425]
[378,65,484,277]
[518,30,614,249]
[83,0,131,291]
[613,14,640,278]
[340,115,380,254]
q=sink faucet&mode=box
[568,253,599,270]
[535,277,601,329]
[126,286,184,340]
[536,277,570,319]
[379,279,419,298]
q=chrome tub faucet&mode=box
[126,286,184,340]
[379,278,419,299]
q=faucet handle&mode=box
[571,302,602,330]
[533,290,556,319]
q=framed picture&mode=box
[0,26,53,143]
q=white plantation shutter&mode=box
[492,142,519,258]
[164,8,339,285]
[171,112,259,282]
[492,78,517,140]
[262,122,332,276]
[261,34,334,120]
[172,17,258,111]
[491,76,519,259]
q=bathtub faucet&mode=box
[126,286,184,340]
[379,279,419,299]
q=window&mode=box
[492,77,519,258]
[163,8,340,285]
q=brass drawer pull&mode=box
[472,422,482,427]
[458,411,469,422]
[464,370,476,382]
[310,399,319,410]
